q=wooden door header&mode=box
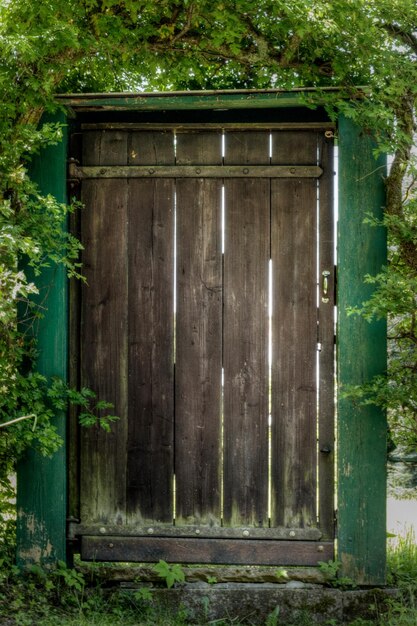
[56,87,358,113]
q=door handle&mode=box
[322,270,330,303]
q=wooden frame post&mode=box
[337,116,387,585]
[16,112,69,566]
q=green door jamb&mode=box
[16,111,69,566]
[337,116,387,585]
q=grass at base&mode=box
[0,529,416,626]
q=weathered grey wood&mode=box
[82,130,128,166]
[127,130,174,165]
[175,132,223,525]
[127,176,175,523]
[225,131,270,165]
[272,130,318,165]
[223,132,270,527]
[71,523,322,540]
[68,132,82,523]
[270,131,319,528]
[68,252,80,521]
[176,131,222,165]
[80,131,129,525]
[81,536,333,565]
[175,134,222,526]
[317,135,335,540]
[70,164,323,179]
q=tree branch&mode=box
[0,414,36,429]
[382,22,417,54]
[385,92,417,272]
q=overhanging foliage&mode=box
[0,0,417,496]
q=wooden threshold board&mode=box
[81,537,334,566]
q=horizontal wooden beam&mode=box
[81,122,335,131]
[81,536,334,565]
[70,524,322,541]
[57,87,366,112]
[70,164,323,180]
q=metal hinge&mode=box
[67,517,80,541]
[68,158,81,188]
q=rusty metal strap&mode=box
[69,523,322,541]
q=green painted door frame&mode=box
[16,112,69,567]
[337,116,387,585]
[16,93,387,585]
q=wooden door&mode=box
[69,125,335,565]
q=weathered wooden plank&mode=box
[68,131,83,524]
[174,132,222,525]
[70,164,323,179]
[338,117,387,585]
[317,135,335,540]
[272,130,318,165]
[127,130,174,165]
[225,131,270,165]
[176,131,222,165]
[126,179,175,524]
[71,523,322,540]
[223,132,270,527]
[175,132,223,525]
[80,131,128,525]
[81,536,333,565]
[270,131,318,528]
[82,130,128,166]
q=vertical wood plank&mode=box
[175,133,223,525]
[127,179,175,523]
[225,131,270,165]
[128,131,174,165]
[317,135,335,540]
[223,131,269,527]
[338,116,387,584]
[82,130,127,165]
[223,178,270,527]
[272,131,316,165]
[175,179,223,524]
[80,131,128,525]
[270,131,318,528]
[126,132,175,523]
[68,131,83,525]
[176,131,222,165]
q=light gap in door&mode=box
[268,131,273,524]
[173,130,177,524]
[220,131,225,525]
[316,137,321,525]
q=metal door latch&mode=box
[322,270,330,303]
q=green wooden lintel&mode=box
[56,87,346,111]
